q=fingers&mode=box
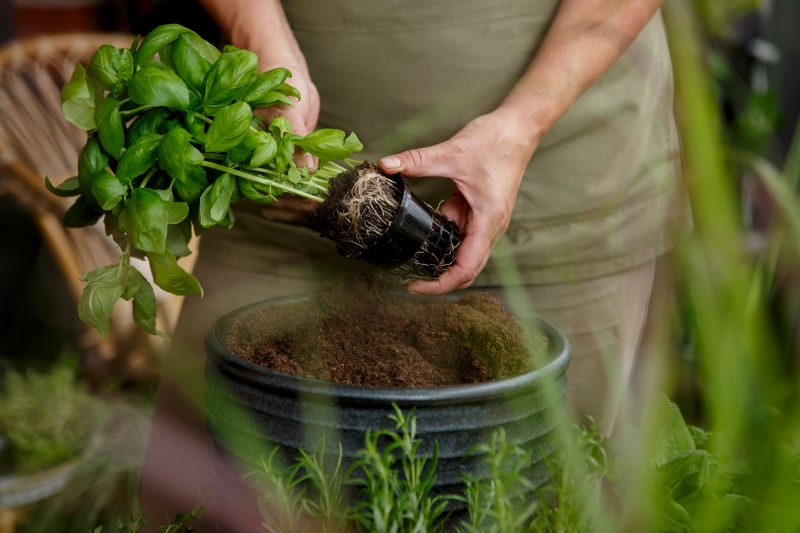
[260,197,318,223]
[378,141,456,178]
[272,197,318,213]
[408,220,493,296]
[437,194,467,227]
[255,106,318,171]
[294,150,318,172]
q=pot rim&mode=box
[205,293,571,405]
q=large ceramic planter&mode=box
[205,294,571,510]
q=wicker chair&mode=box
[0,34,191,383]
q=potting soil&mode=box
[226,275,543,387]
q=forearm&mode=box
[199,0,308,72]
[499,0,663,146]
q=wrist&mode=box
[486,103,549,156]
[225,3,309,75]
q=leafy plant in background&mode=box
[244,406,609,533]
[92,505,202,533]
[248,400,793,533]
[350,407,451,533]
[0,359,151,533]
[0,360,99,473]
[637,397,752,533]
[51,24,363,337]
[249,405,450,533]
[458,429,538,533]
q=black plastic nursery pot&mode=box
[356,174,461,278]
[311,164,462,279]
[204,293,571,514]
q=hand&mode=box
[379,107,542,295]
[255,60,321,223]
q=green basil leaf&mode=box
[240,129,265,150]
[78,264,126,337]
[269,116,292,138]
[127,108,170,145]
[186,117,207,143]
[127,267,158,335]
[116,133,162,184]
[95,97,125,159]
[122,187,170,254]
[217,205,235,229]
[273,137,294,173]
[242,68,291,106]
[294,129,363,160]
[103,213,127,249]
[133,290,158,335]
[238,178,276,205]
[90,170,127,211]
[286,166,302,184]
[251,92,293,108]
[173,167,208,203]
[343,132,363,153]
[78,135,109,179]
[173,32,220,93]
[64,196,103,227]
[163,116,183,133]
[130,34,142,55]
[168,201,189,224]
[198,173,235,228]
[45,176,80,197]
[159,126,204,181]
[250,134,277,167]
[158,42,176,70]
[205,101,251,152]
[166,219,193,258]
[147,251,202,295]
[202,50,258,114]
[77,136,109,201]
[153,188,173,202]
[128,67,191,111]
[227,142,253,164]
[121,264,141,300]
[61,64,101,131]
[226,128,263,163]
[136,24,190,64]
[274,82,301,99]
[88,45,133,96]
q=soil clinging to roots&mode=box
[310,162,399,256]
[226,275,546,388]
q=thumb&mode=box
[378,142,452,178]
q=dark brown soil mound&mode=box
[226,275,545,387]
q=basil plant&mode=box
[51,24,363,337]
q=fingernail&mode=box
[380,157,401,170]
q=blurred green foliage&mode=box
[697,0,765,37]
[0,358,98,473]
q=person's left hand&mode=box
[379,107,542,295]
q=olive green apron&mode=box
[202,0,688,285]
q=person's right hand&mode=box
[255,59,322,223]
[199,0,326,224]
